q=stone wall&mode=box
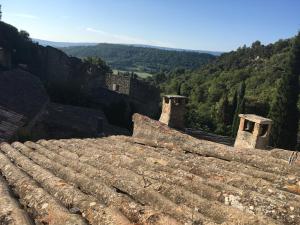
[105,74,131,95]
[86,86,159,127]
[105,73,160,104]
[130,77,160,103]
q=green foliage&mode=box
[154,37,295,137]
[269,32,300,149]
[83,56,112,74]
[0,22,34,61]
[269,78,289,148]
[19,30,31,42]
[61,43,215,74]
[213,95,231,134]
[232,82,246,137]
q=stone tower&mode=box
[234,114,272,150]
[159,95,187,129]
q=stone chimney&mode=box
[159,95,187,129]
[234,114,272,150]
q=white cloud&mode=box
[86,27,108,35]
[8,13,38,19]
[85,27,172,47]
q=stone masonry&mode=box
[159,95,187,129]
[234,114,272,149]
[105,73,160,104]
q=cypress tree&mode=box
[230,90,238,124]
[231,82,246,137]
[215,94,232,135]
[269,32,300,149]
[218,94,230,125]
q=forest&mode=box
[147,34,300,149]
[61,43,215,74]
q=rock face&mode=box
[0,114,299,225]
[0,69,49,141]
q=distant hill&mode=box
[59,43,216,74]
[124,44,223,56]
[34,38,223,55]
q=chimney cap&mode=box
[239,114,272,124]
[164,95,187,99]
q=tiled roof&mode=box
[0,69,48,141]
[0,114,299,225]
[0,106,26,142]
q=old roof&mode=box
[0,114,299,225]
[239,114,272,124]
[0,69,49,141]
[34,103,130,139]
[0,106,26,142]
[39,103,105,139]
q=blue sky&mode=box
[1,0,300,51]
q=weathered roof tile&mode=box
[0,114,299,224]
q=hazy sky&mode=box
[1,0,300,51]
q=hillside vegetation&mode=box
[149,38,296,136]
[61,43,215,74]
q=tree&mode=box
[83,56,111,74]
[231,82,246,137]
[19,30,31,41]
[230,90,238,124]
[215,95,230,134]
[0,4,2,21]
[269,32,300,149]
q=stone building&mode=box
[234,114,272,149]
[159,95,187,129]
[0,47,11,69]
[105,73,160,103]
